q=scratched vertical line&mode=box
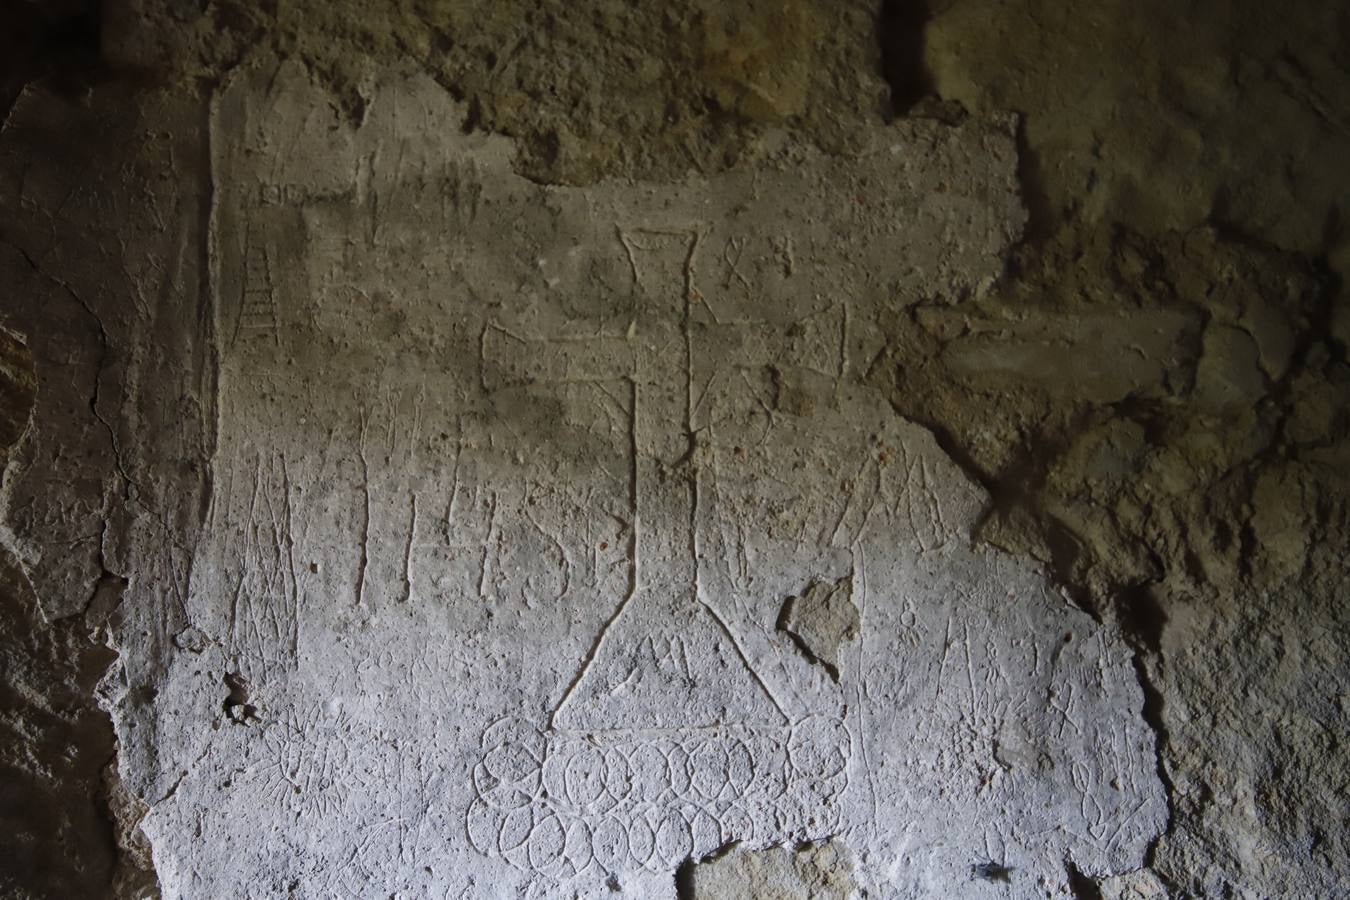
[402,490,417,603]
[548,379,641,727]
[629,375,640,592]
[280,452,299,655]
[231,452,262,656]
[684,228,699,605]
[964,621,978,720]
[477,490,498,598]
[853,541,880,830]
[445,414,463,544]
[678,225,785,718]
[355,409,371,607]
[838,300,849,396]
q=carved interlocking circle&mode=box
[465,716,851,876]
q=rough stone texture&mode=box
[899,5,1350,896]
[0,68,209,900]
[777,576,859,680]
[0,321,117,899]
[686,839,859,899]
[922,0,1350,262]
[1,0,1348,898]
[105,0,890,186]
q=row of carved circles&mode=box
[472,715,851,814]
[466,784,846,879]
[540,734,763,813]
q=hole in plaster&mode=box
[674,858,696,900]
[223,672,258,725]
[1065,859,1104,899]
[877,0,934,116]
[1117,583,1167,656]
[972,860,1013,882]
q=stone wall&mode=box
[0,1,1345,898]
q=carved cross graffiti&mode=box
[482,227,786,730]
[468,226,853,878]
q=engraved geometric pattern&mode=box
[467,716,851,877]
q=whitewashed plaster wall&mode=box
[0,57,1164,899]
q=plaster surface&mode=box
[1,58,1164,898]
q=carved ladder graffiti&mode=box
[234,226,280,346]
